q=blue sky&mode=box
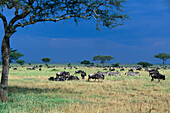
[0,0,170,64]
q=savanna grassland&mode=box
[0,65,169,113]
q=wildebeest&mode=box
[69,67,72,69]
[27,67,35,70]
[75,70,87,79]
[48,77,55,81]
[66,75,79,80]
[120,68,124,71]
[97,71,108,76]
[103,68,107,70]
[151,73,165,82]
[13,68,17,70]
[109,68,115,71]
[56,71,70,78]
[108,72,121,76]
[125,72,140,76]
[74,66,78,69]
[136,67,142,71]
[49,74,79,81]
[55,77,65,81]
[47,66,55,68]
[148,69,159,76]
[88,73,104,82]
[128,69,134,72]
[39,68,42,71]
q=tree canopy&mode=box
[93,55,114,67]
[154,53,170,68]
[0,0,128,102]
[16,60,25,66]
[42,58,51,64]
[81,60,93,66]
[137,62,153,68]
[0,0,128,34]
[9,49,24,64]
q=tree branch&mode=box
[0,13,8,33]
[8,1,35,28]
[13,13,91,30]
[4,2,14,9]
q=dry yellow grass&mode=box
[1,66,169,113]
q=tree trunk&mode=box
[0,36,10,102]
[102,63,104,68]
[163,59,165,68]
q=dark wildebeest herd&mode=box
[47,66,167,82]
[9,65,167,82]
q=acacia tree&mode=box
[92,55,102,66]
[154,53,170,68]
[16,60,25,66]
[81,60,93,66]
[0,0,128,102]
[42,58,51,66]
[93,55,114,67]
[137,62,153,68]
[9,49,24,64]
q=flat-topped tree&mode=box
[9,48,24,64]
[16,60,25,66]
[42,58,51,66]
[154,53,170,68]
[93,55,114,67]
[137,62,153,68]
[0,0,128,102]
[81,60,92,66]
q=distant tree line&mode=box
[1,51,169,68]
[80,53,170,68]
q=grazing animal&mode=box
[109,68,115,71]
[39,68,42,71]
[56,71,70,78]
[103,68,107,70]
[26,67,35,70]
[128,69,134,72]
[108,72,121,76]
[48,77,55,81]
[74,66,78,69]
[136,67,142,71]
[75,70,86,79]
[88,73,104,82]
[97,71,108,76]
[75,70,84,74]
[55,77,65,81]
[125,72,140,76]
[69,67,72,69]
[67,75,79,80]
[120,68,124,71]
[151,73,165,82]
[148,69,159,76]
[13,68,17,70]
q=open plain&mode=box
[0,65,169,113]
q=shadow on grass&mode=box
[8,86,73,95]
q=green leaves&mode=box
[0,0,128,31]
[41,58,51,64]
[93,55,114,67]
[80,60,93,66]
[154,53,170,67]
[154,53,170,61]
[16,60,25,66]
[137,62,153,68]
[9,49,24,64]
